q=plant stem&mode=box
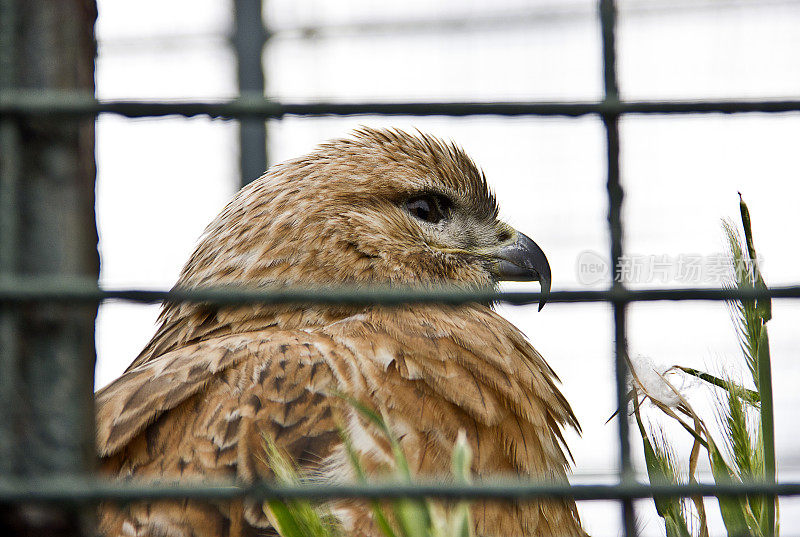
[758,326,776,536]
[675,367,760,405]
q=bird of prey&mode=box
[96,128,585,537]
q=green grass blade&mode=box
[372,506,401,537]
[633,400,692,537]
[757,326,777,536]
[339,424,401,537]
[722,218,760,385]
[393,499,432,537]
[451,431,472,484]
[262,434,340,537]
[447,431,474,537]
[677,366,760,405]
[723,382,755,480]
[451,504,473,537]
[709,439,757,536]
[720,377,770,533]
[265,500,309,537]
[739,194,771,322]
[664,517,692,537]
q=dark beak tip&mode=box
[537,274,551,312]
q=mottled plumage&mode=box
[96,128,585,537]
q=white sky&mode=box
[95,1,800,534]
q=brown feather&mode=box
[97,128,586,537]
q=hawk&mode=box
[96,128,585,537]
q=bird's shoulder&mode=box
[97,327,362,536]
[96,327,353,461]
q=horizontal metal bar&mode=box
[1,278,800,306]
[2,92,800,119]
[1,477,799,503]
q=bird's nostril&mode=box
[497,229,512,243]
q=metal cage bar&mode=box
[0,0,21,477]
[233,0,268,186]
[598,1,637,535]
[3,92,800,118]
[2,279,800,306]
[1,478,800,503]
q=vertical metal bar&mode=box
[0,0,21,477]
[0,2,99,535]
[600,1,636,536]
[0,122,21,475]
[233,0,268,186]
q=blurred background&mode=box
[94,1,800,535]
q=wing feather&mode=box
[98,330,352,537]
[97,332,270,456]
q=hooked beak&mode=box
[489,231,551,311]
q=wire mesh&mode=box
[0,1,797,536]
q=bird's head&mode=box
[179,128,550,305]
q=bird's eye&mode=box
[405,194,450,224]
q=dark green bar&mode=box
[599,0,636,534]
[1,478,799,503]
[0,0,21,477]
[233,0,268,186]
[2,92,800,119]
[2,279,800,305]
